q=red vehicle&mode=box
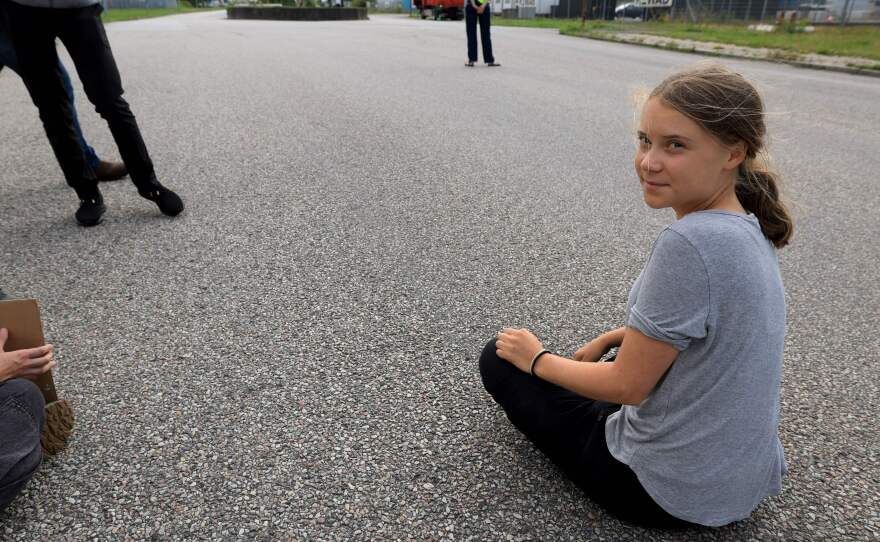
[414,0,464,20]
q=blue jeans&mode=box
[0,379,44,512]
[0,28,100,170]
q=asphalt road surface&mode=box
[1,12,878,541]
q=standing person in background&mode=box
[0,0,184,227]
[0,17,127,183]
[465,0,499,67]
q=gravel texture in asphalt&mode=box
[1,12,878,541]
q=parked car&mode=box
[414,0,464,19]
[615,2,645,18]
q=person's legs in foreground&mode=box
[477,8,495,65]
[465,5,478,65]
[0,14,15,69]
[3,18,127,183]
[58,61,127,181]
[58,6,181,204]
[0,379,44,512]
[61,5,182,216]
[479,338,689,529]
[2,5,104,226]
[3,2,182,226]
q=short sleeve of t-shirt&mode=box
[628,228,710,351]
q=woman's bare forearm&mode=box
[535,327,678,405]
[534,354,629,404]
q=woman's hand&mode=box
[496,328,543,373]
[573,338,609,363]
[573,327,625,362]
[0,328,56,382]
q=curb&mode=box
[566,30,880,79]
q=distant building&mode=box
[814,0,880,21]
[535,0,558,13]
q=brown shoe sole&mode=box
[97,172,128,182]
[95,161,128,182]
[42,399,75,455]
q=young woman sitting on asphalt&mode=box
[480,62,792,528]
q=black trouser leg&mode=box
[479,338,690,529]
[477,9,493,63]
[2,1,98,198]
[465,6,478,62]
[480,338,618,479]
[58,4,157,190]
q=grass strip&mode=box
[492,18,880,61]
[101,7,223,23]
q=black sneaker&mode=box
[139,185,184,216]
[75,195,106,227]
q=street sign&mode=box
[634,0,673,7]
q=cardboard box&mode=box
[0,298,59,403]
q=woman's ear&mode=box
[723,141,747,171]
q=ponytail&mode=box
[737,161,793,249]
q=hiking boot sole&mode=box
[42,399,75,455]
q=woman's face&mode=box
[634,97,744,218]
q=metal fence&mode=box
[518,0,880,21]
[671,0,880,22]
[670,0,796,22]
[548,0,614,18]
[826,0,880,23]
[102,0,179,8]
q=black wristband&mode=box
[529,349,551,377]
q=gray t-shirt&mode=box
[605,210,787,527]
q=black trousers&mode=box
[1,1,157,198]
[479,339,690,529]
[465,5,493,64]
